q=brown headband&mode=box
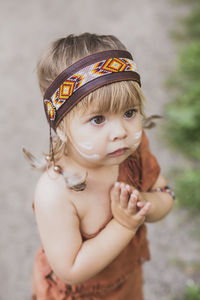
[43,50,141,130]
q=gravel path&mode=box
[1,0,199,299]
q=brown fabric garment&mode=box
[31,130,160,299]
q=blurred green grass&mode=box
[183,286,200,300]
[171,285,200,300]
[164,0,200,211]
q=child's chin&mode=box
[108,153,131,165]
[130,145,140,154]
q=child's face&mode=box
[66,104,143,168]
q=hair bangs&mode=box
[71,81,144,117]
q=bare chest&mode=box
[71,169,119,237]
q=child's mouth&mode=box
[108,148,129,156]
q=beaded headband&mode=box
[43,50,141,130]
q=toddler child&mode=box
[24,33,175,300]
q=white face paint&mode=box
[130,130,142,150]
[135,130,142,139]
[73,143,100,160]
[78,141,94,150]
[67,107,143,167]
[134,142,141,148]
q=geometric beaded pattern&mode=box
[45,57,138,120]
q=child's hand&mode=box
[110,182,151,232]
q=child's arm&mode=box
[137,174,174,222]
[34,176,150,285]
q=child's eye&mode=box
[124,109,138,119]
[90,115,105,125]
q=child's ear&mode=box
[56,128,67,142]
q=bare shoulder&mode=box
[34,168,81,236]
[34,168,80,237]
[34,169,74,211]
[33,169,82,282]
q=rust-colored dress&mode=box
[31,130,160,300]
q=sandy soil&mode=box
[0,0,199,299]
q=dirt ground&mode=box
[1,0,200,299]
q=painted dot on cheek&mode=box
[134,142,140,148]
[135,131,142,139]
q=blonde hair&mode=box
[23,33,161,190]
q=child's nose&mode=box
[109,120,127,141]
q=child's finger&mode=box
[120,183,129,208]
[111,182,120,204]
[127,192,137,213]
[132,189,139,199]
[137,202,151,218]
[136,201,145,208]
[125,184,132,196]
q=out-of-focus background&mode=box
[1,0,200,299]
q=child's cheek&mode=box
[78,141,94,150]
[135,130,142,140]
[131,130,142,149]
[74,139,101,161]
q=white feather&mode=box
[22,147,47,171]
